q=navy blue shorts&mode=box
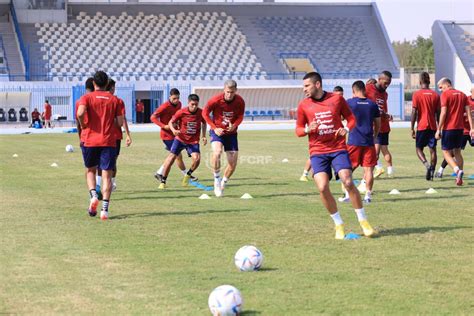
[81,146,117,170]
[170,138,200,156]
[115,139,121,157]
[416,129,437,148]
[461,134,474,150]
[375,132,389,146]
[441,129,463,150]
[163,139,174,151]
[310,150,352,180]
[210,130,239,152]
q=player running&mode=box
[76,71,123,220]
[203,80,245,197]
[338,80,381,204]
[435,78,474,186]
[410,72,440,180]
[366,71,394,178]
[151,88,198,185]
[295,72,376,240]
[158,94,207,188]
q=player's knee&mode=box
[342,178,355,190]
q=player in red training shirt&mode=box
[77,71,124,220]
[151,88,198,185]
[203,80,245,197]
[410,72,440,181]
[295,72,376,240]
[43,100,52,128]
[158,94,207,188]
[435,78,474,186]
[366,70,394,178]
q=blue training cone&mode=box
[468,175,474,180]
[189,180,213,191]
[451,172,457,177]
[344,232,361,240]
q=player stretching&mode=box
[366,71,394,178]
[77,71,123,220]
[435,78,473,186]
[339,81,380,204]
[296,72,375,239]
[203,80,245,197]
[158,94,207,188]
[410,72,440,180]
[151,89,198,185]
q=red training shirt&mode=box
[203,93,245,135]
[170,107,205,144]
[295,91,356,155]
[366,83,390,133]
[463,96,474,135]
[79,91,121,147]
[440,89,468,131]
[44,103,52,120]
[31,110,40,120]
[113,97,126,140]
[150,100,182,141]
[412,88,440,131]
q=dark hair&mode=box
[333,86,344,92]
[106,78,116,92]
[93,70,109,88]
[170,88,180,96]
[366,78,377,85]
[85,77,94,92]
[420,72,430,85]
[303,72,322,84]
[188,94,200,102]
[45,100,49,103]
[352,80,366,92]
[380,70,392,79]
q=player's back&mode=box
[347,97,379,146]
[413,89,439,131]
[441,89,467,130]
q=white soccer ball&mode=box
[208,285,243,316]
[234,245,264,271]
[65,144,74,152]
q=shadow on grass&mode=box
[241,311,261,315]
[258,267,278,272]
[380,225,471,236]
[228,182,288,188]
[110,208,252,220]
[382,194,466,202]
[255,192,315,198]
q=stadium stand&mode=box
[433,21,473,94]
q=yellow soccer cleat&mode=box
[335,224,345,240]
[359,220,376,237]
[299,175,309,182]
[182,174,191,187]
[374,167,385,179]
[158,183,167,190]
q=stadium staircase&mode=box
[0,21,25,81]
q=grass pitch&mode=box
[0,129,473,315]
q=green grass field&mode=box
[1,129,473,315]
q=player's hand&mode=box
[470,129,474,139]
[227,122,236,132]
[411,129,416,139]
[388,114,394,122]
[173,130,181,136]
[334,127,348,138]
[202,137,207,145]
[163,125,171,131]
[126,135,132,147]
[435,130,441,140]
[214,128,225,136]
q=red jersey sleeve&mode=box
[440,92,448,108]
[295,102,308,137]
[233,98,246,128]
[412,92,418,109]
[170,109,183,124]
[150,104,167,128]
[203,97,217,130]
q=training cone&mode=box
[241,193,253,199]
[12,154,18,158]
[199,194,211,200]
[468,175,474,180]
[281,158,289,163]
[389,189,400,195]
[344,232,361,240]
[425,188,437,194]
[50,163,58,167]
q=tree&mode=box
[392,36,434,70]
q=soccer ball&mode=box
[65,144,74,152]
[208,285,243,316]
[234,245,264,271]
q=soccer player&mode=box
[151,88,197,185]
[435,78,474,186]
[295,72,375,240]
[339,80,381,204]
[77,71,124,220]
[158,94,207,188]
[76,77,94,142]
[410,72,440,180]
[203,80,245,197]
[366,71,394,178]
[43,100,52,128]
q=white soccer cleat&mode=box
[214,179,223,197]
[112,182,117,192]
[338,195,350,203]
[220,180,227,191]
[100,210,109,220]
[357,181,367,194]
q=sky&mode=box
[279,0,474,42]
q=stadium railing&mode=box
[9,1,29,80]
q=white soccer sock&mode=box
[453,166,460,173]
[387,166,393,174]
[96,175,102,187]
[112,177,116,185]
[365,191,372,199]
[157,165,164,175]
[438,166,444,173]
[330,211,344,225]
[213,171,221,179]
[181,169,187,175]
[376,161,382,168]
[303,170,309,176]
[222,176,228,183]
[355,208,367,221]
